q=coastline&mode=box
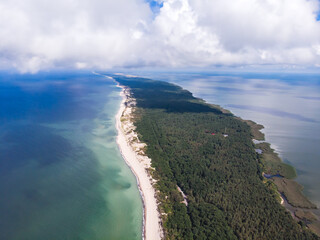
[191,98,320,235]
[248,120,320,235]
[111,74,320,239]
[115,83,163,240]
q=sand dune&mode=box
[115,84,163,240]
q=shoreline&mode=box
[189,96,320,235]
[110,73,320,238]
[248,121,320,235]
[115,83,163,240]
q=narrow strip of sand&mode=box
[115,84,163,240]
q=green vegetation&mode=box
[113,75,319,240]
[272,178,317,209]
[242,120,265,141]
[256,142,297,179]
[264,180,282,203]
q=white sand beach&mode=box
[115,84,163,240]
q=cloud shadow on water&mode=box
[226,104,317,123]
[298,96,320,101]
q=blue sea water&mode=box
[136,71,320,207]
[0,72,143,240]
[1,69,319,239]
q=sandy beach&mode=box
[115,84,163,240]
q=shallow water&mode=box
[137,71,320,207]
[0,72,143,240]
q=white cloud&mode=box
[0,0,319,72]
[151,0,320,66]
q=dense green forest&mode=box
[113,75,319,240]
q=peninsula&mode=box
[112,74,319,240]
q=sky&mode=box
[0,0,319,73]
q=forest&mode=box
[113,75,319,240]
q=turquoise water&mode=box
[0,72,143,240]
[136,71,320,207]
[2,70,319,239]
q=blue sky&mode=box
[317,0,320,20]
[146,0,163,14]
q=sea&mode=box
[0,71,143,240]
[139,71,320,208]
[1,70,319,240]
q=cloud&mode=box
[0,0,319,72]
